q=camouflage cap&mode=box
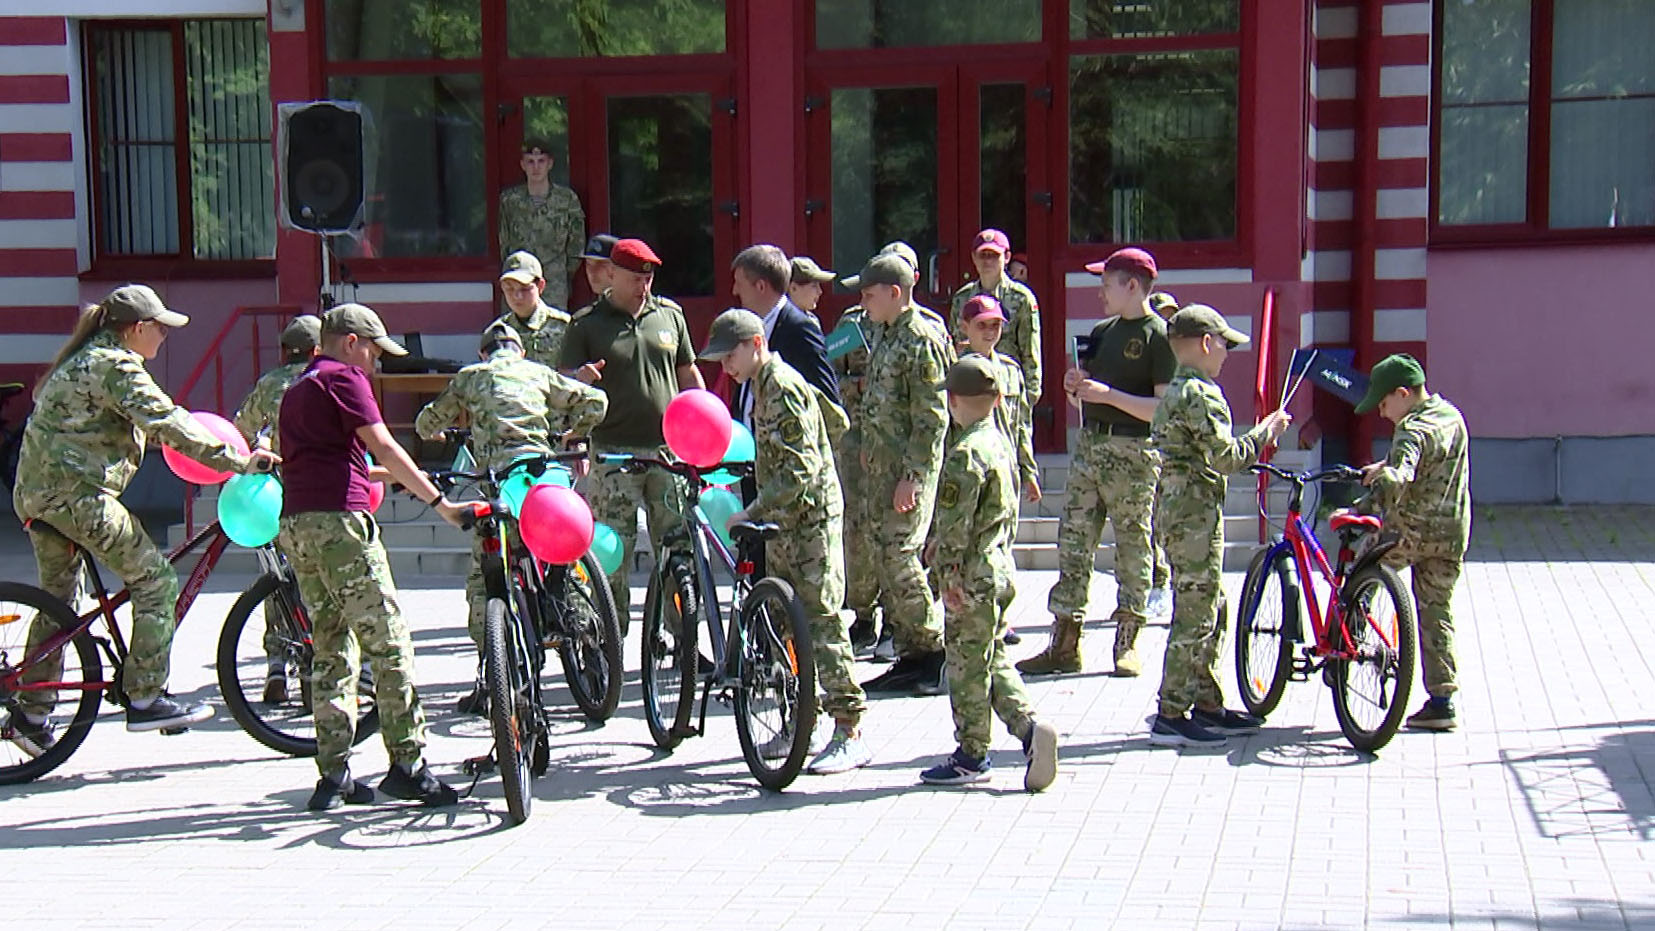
[480,321,522,354]
[945,355,1003,397]
[789,256,835,283]
[322,303,407,356]
[521,136,555,156]
[698,308,765,360]
[1166,304,1248,348]
[1354,353,1426,415]
[500,250,543,285]
[842,253,916,290]
[280,314,322,352]
[103,284,189,327]
[1147,291,1179,319]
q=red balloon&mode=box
[518,484,595,565]
[366,480,385,513]
[162,410,252,486]
[662,388,734,468]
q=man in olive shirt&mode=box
[561,238,705,621]
[1020,248,1174,678]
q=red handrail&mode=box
[1254,288,1277,544]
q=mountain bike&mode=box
[1235,461,1416,753]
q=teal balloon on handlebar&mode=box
[589,522,624,575]
[702,421,755,488]
[219,472,282,547]
[696,486,743,551]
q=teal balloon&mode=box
[697,486,743,550]
[500,471,534,515]
[703,422,755,487]
[219,473,282,547]
[536,465,573,488]
[589,522,624,575]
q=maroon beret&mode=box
[610,238,663,274]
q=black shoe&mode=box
[306,769,375,811]
[1191,706,1264,735]
[1405,697,1457,731]
[862,650,946,695]
[456,683,488,716]
[358,663,376,698]
[912,650,947,696]
[262,664,288,705]
[379,761,459,807]
[1148,713,1227,748]
[125,694,213,733]
[5,711,56,758]
[1003,629,1023,646]
[849,617,877,654]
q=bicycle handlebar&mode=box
[427,447,590,493]
[1249,461,1363,485]
[595,453,755,483]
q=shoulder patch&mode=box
[937,479,960,511]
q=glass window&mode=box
[186,20,275,260]
[325,0,480,61]
[1069,0,1238,40]
[607,95,714,297]
[508,0,724,57]
[816,0,1039,50]
[1069,51,1239,244]
[829,87,939,285]
[1438,0,1529,225]
[979,84,1027,252]
[328,74,486,257]
[1548,0,1655,228]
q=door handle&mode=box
[718,200,740,219]
[804,198,824,218]
[925,246,951,296]
[1033,191,1053,210]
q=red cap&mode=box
[972,229,1010,255]
[610,238,663,274]
[960,294,1007,324]
[1084,247,1157,279]
[1009,252,1029,265]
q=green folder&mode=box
[825,319,868,361]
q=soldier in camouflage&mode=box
[8,285,279,756]
[918,356,1057,791]
[1355,353,1471,732]
[700,309,872,775]
[416,321,608,712]
[949,229,1042,411]
[491,251,572,370]
[829,300,885,652]
[498,137,585,310]
[787,255,835,329]
[1146,291,1180,610]
[1148,305,1290,748]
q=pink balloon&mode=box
[662,388,734,468]
[518,484,595,565]
[162,410,251,486]
[366,480,385,512]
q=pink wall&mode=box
[1427,244,1655,438]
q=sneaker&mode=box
[758,716,829,761]
[912,651,947,696]
[1148,713,1228,748]
[262,664,288,705]
[357,663,376,698]
[1022,720,1059,793]
[5,711,56,758]
[871,631,897,663]
[808,729,873,775]
[861,650,946,695]
[1191,706,1264,735]
[306,768,375,811]
[849,617,877,654]
[378,761,459,807]
[455,683,488,716]
[1003,629,1023,646]
[1147,587,1172,619]
[1405,697,1457,732]
[919,747,991,786]
[125,694,213,733]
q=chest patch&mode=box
[1123,338,1144,360]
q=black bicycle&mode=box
[600,453,816,792]
[431,450,622,825]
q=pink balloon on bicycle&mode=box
[518,484,595,564]
[161,410,249,485]
[661,388,733,468]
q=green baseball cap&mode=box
[280,314,322,352]
[1167,304,1248,348]
[842,253,916,290]
[698,308,765,360]
[322,303,407,356]
[500,250,543,285]
[879,241,920,271]
[789,256,835,283]
[1354,353,1426,414]
[480,321,522,354]
[103,284,189,327]
[1147,291,1179,320]
[945,355,1003,397]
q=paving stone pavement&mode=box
[3,505,1653,930]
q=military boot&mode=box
[1016,617,1083,675]
[1112,619,1143,678]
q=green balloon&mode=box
[697,486,743,551]
[589,522,624,575]
[219,472,282,547]
[500,472,534,516]
[536,465,573,488]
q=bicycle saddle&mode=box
[728,521,780,542]
[1328,509,1381,533]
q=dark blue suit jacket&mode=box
[733,298,841,420]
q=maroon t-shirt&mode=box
[279,356,383,515]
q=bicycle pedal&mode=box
[158,726,191,736]
[461,754,496,776]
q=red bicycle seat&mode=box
[1329,509,1381,533]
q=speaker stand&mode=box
[319,234,337,310]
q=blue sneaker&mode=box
[1148,713,1227,748]
[1191,706,1264,734]
[919,748,991,785]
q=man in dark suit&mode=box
[729,244,841,419]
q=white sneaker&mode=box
[1146,588,1172,619]
[808,730,873,775]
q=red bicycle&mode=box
[0,519,378,784]
[1234,462,1416,753]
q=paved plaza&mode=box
[3,506,1653,930]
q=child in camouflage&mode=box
[919,356,1058,791]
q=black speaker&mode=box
[283,102,363,233]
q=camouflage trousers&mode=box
[1156,489,1227,717]
[944,573,1034,758]
[280,511,428,777]
[769,513,865,727]
[589,444,688,623]
[1151,481,1170,590]
[18,494,179,712]
[1046,432,1159,623]
[1384,550,1461,698]
[838,431,882,623]
[864,459,944,656]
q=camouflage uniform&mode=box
[1360,394,1471,698]
[951,278,1042,406]
[746,355,864,727]
[831,306,883,626]
[234,361,307,455]
[415,348,608,648]
[933,417,1034,758]
[1150,364,1270,717]
[498,183,585,309]
[489,301,571,371]
[13,329,251,711]
[279,511,428,777]
[857,305,952,657]
[963,349,1037,491]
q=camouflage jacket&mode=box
[960,349,1037,489]
[1361,393,1472,558]
[746,355,843,529]
[1151,364,1269,499]
[858,305,953,486]
[14,329,249,514]
[234,361,308,455]
[830,306,877,421]
[414,348,607,472]
[497,183,585,307]
[951,277,1041,404]
[932,417,1017,591]
[490,301,571,371]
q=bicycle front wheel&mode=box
[551,554,624,722]
[0,582,102,785]
[485,597,536,826]
[732,578,817,792]
[217,572,380,757]
[640,560,697,750]
[1329,564,1417,754]
[1234,547,1297,716]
